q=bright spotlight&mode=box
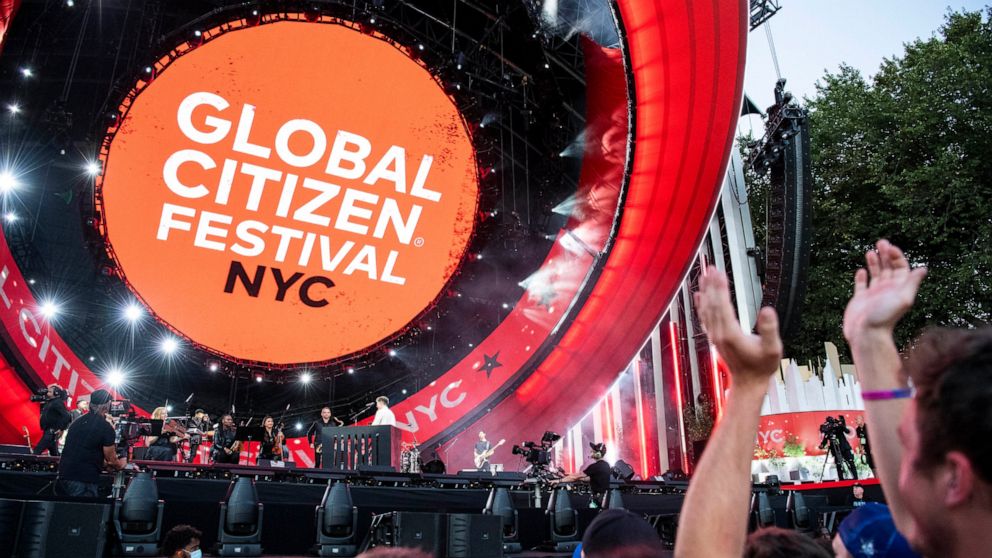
[66,0,74,6]
[20,68,33,78]
[123,303,143,322]
[4,212,17,223]
[88,356,95,362]
[295,422,303,431]
[85,161,101,176]
[106,368,125,387]
[160,337,178,354]
[255,375,263,383]
[502,303,509,309]
[300,372,312,383]
[39,300,59,319]
[0,171,18,192]
[388,349,397,357]
[7,104,20,115]
[401,389,407,395]
[208,362,219,372]
[347,367,355,374]
[166,405,173,413]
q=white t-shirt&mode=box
[372,407,396,426]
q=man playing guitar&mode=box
[473,431,505,472]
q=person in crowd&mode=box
[161,524,203,558]
[832,503,918,558]
[56,388,126,496]
[70,397,89,422]
[849,482,869,508]
[371,396,396,426]
[144,406,186,462]
[307,406,343,468]
[555,442,612,508]
[34,384,71,456]
[842,239,992,557]
[673,266,830,557]
[579,508,665,557]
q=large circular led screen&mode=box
[99,21,479,364]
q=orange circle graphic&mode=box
[100,21,479,365]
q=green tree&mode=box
[752,8,992,360]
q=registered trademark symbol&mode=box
[414,237,425,247]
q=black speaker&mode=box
[447,513,502,558]
[0,499,25,558]
[366,512,441,554]
[16,500,110,558]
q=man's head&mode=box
[580,508,664,558]
[77,398,89,412]
[46,384,67,400]
[852,483,864,500]
[321,407,331,420]
[855,415,864,427]
[376,396,389,409]
[161,524,202,558]
[589,442,606,460]
[478,431,486,441]
[744,527,831,558]
[896,328,992,555]
[194,409,205,419]
[221,413,234,428]
[832,503,916,558]
[89,389,112,415]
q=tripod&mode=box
[819,435,854,481]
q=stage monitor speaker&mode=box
[365,511,441,555]
[447,513,503,558]
[0,499,25,558]
[0,444,32,455]
[16,500,110,558]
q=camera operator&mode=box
[33,384,71,456]
[819,415,858,480]
[57,389,127,497]
[555,442,612,508]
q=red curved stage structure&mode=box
[0,0,747,476]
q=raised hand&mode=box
[843,239,927,340]
[694,266,782,389]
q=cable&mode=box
[764,22,782,81]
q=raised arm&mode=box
[675,267,782,558]
[842,239,926,534]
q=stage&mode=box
[0,453,878,556]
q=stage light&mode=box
[20,68,33,78]
[347,367,355,374]
[502,303,509,309]
[88,356,95,362]
[85,161,102,176]
[255,372,263,383]
[476,253,483,260]
[251,9,259,16]
[401,389,407,394]
[107,367,125,387]
[426,325,433,331]
[300,372,312,383]
[28,278,35,285]
[369,17,376,23]
[123,303,143,322]
[7,103,20,115]
[39,300,59,319]
[209,362,219,372]
[160,337,179,355]
[388,349,397,357]
[166,405,173,413]
[66,0,74,6]
[4,212,17,223]
[295,422,303,431]
[417,44,425,51]
[144,66,153,74]
[544,63,550,69]
[0,171,18,192]
[194,30,202,37]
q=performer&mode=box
[556,442,613,508]
[34,384,71,456]
[371,396,396,426]
[211,413,241,465]
[307,407,343,468]
[473,431,505,472]
[144,407,187,462]
[186,409,211,463]
[855,415,875,473]
[258,416,284,463]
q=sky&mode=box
[742,1,989,123]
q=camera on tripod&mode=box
[29,386,66,403]
[818,416,847,448]
[110,399,156,458]
[511,431,561,466]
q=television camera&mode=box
[109,399,161,459]
[512,431,562,481]
[29,385,67,403]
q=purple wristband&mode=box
[862,388,913,401]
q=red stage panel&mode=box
[0,0,19,56]
[440,0,747,470]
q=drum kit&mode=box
[400,442,421,473]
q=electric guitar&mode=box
[473,439,505,468]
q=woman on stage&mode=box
[259,415,284,463]
[144,406,187,462]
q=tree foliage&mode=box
[751,8,992,360]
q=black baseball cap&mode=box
[90,389,112,406]
[581,509,663,556]
[589,442,607,455]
